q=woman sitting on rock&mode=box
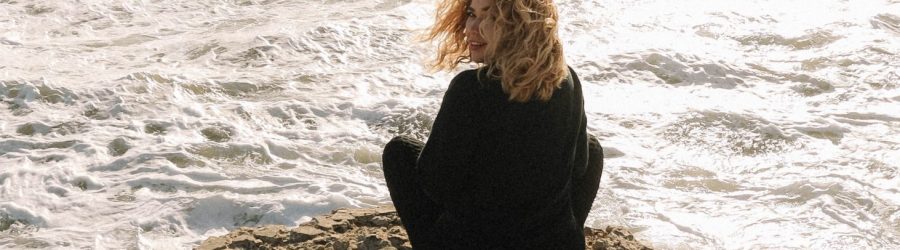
[382,0,603,249]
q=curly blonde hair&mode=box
[422,0,568,102]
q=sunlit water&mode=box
[1,0,898,248]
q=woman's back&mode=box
[414,67,588,249]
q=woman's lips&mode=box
[469,42,485,50]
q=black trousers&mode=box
[382,135,604,247]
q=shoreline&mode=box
[197,206,653,250]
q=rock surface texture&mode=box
[196,206,653,250]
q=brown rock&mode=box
[228,233,260,249]
[358,235,390,250]
[325,212,355,233]
[348,208,376,218]
[333,221,352,233]
[312,236,330,244]
[313,216,338,229]
[290,226,324,242]
[195,236,227,250]
[374,206,396,214]
[196,206,653,250]
[387,234,408,248]
[332,238,350,250]
[253,225,286,243]
[388,226,404,235]
[330,211,355,222]
[370,216,392,227]
[585,226,653,250]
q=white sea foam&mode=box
[1,0,899,248]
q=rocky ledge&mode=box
[197,206,653,250]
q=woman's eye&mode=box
[466,10,475,17]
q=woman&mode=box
[382,0,603,248]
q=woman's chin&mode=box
[471,55,484,63]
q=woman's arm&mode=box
[417,70,483,203]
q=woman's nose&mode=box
[466,19,481,37]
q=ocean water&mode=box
[1,0,898,248]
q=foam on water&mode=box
[1,0,899,248]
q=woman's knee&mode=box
[382,135,423,169]
[384,135,411,154]
[384,135,420,154]
[588,134,603,155]
[587,133,604,172]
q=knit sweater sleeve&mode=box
[416,70,482,205]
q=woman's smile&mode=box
[468,41,486,51]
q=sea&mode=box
[1,0,898,249]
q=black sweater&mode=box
[416,67,589,249]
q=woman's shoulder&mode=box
[446,66,580,102]
[446,69,486,93]
[450,68,480,84]
[540,66,579,101]
[559,65,583,96]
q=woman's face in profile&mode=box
[465,0,492,63]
